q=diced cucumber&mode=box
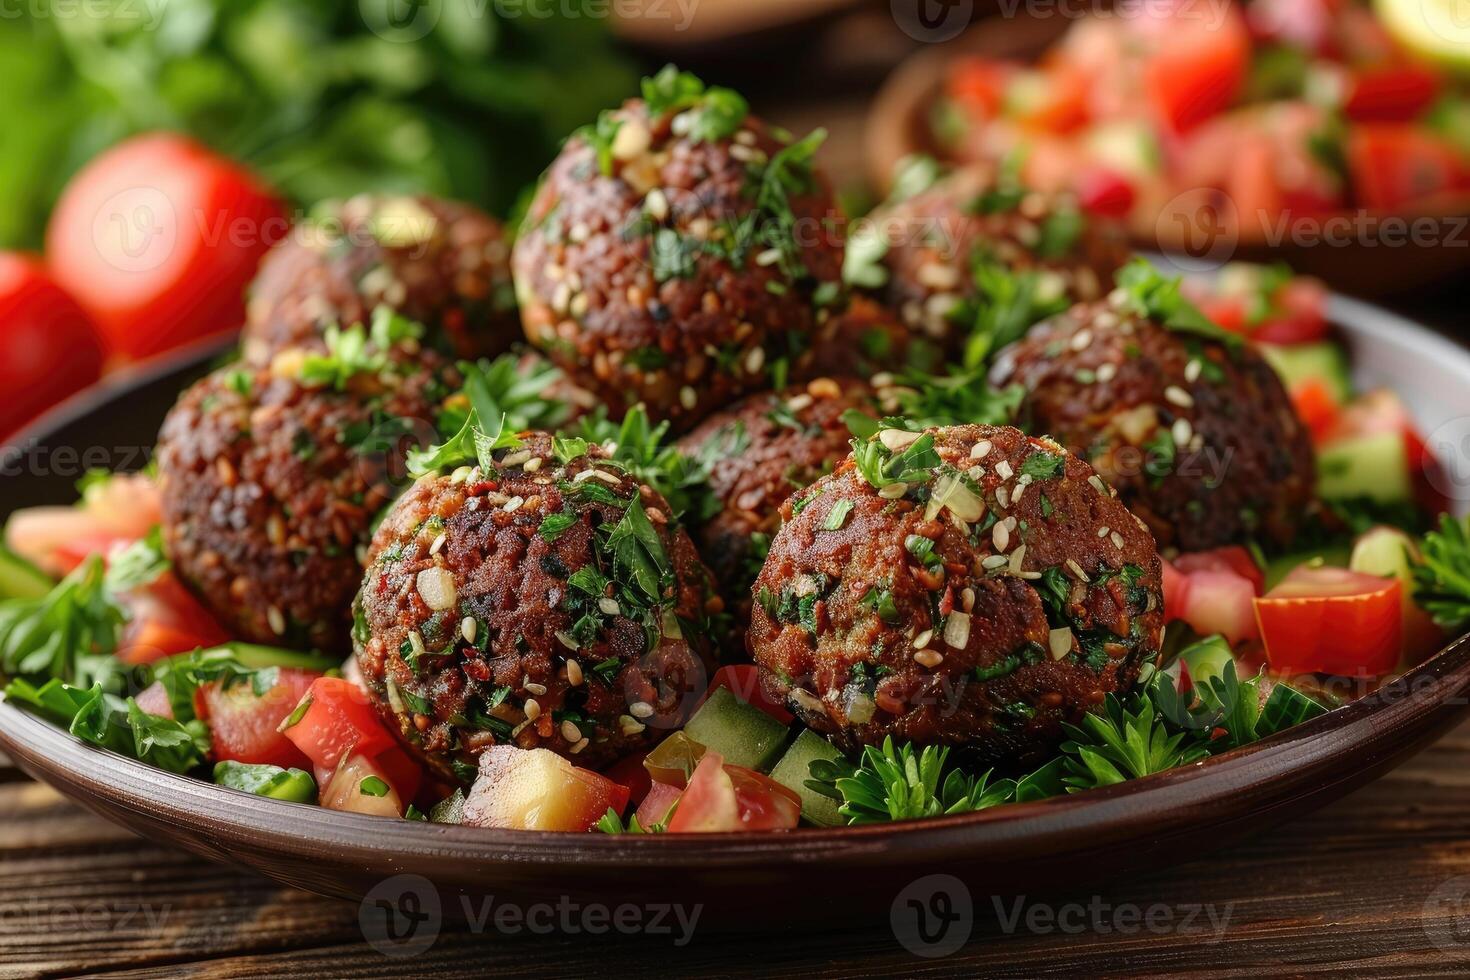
[1318,431,1411,503]
[682,687,789,772]
[195,642,341,674]
[0,545,52,600]
[1084,120,1163,178]
[1179,635,1236,687]
[1350,526,1417,581]
[769,729,845,827]
[213,761,317,803]
[1262,341,1354,403]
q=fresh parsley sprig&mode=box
[1113,259,1241,348]
[407,355,567,476]
[806,737,1014,824]
[1412,513,1470,631]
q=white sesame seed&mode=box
[570,737,590,755]
[501,449,530,468]
[450,465,472,485]
[786,393,813,412]
[524,698,541,720]
[1049,627,1074,661]
[267,606,286,636]
[962,587,976,612]
[680,386,697,410]
[1164,386,1195,408]
[561,720,583,743]
[619,714,645,736]
[1172,417,1194,448]
[629,701,655,719]
[1070,329,1093,352]
[744,346,765,374]
[566,660,584,687]
[461,617,477,644]
[589,469,622,485]
[1010,481,1025,504]
[524,682,548,697]
[879,428,922,451]
[1088,474,1108,495]
[572,469,599,483]
[1185,359,1203,383]
[995,460,1014,481]
[755,248,783,267]
[1096,363,1118,383]
[914,629,933,649]
[503,495,525,512]
[1066,558,1091,583]
[1009,543,1027,574]
[555,630,580,650]
[982,554,1009,570]
[970,439,993,459]
[1097,526,1110,538]
[996,486,1010,509]
[645,189,669,221]
[1111,531,1126,549]
[598,596,622,616]
[524,456,543,472]
[429,533,446,555]
[913,649,944,669]
[917,262,961,291]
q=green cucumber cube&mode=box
[682,687,788,772]
[769,729,845,827]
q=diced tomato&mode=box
[5,473,161,576]
[133,681,175,719]
[1254,566,1402,676]
[197,667,318,769]
[115,571,230,665]
[460,746,629,832]
[1344,65,1442,123]
[279,676,397,773]
[1195,295,1248,335]
[1140,6,1251,132]
[1246,0,1342,53]
[1348,125,1466,210]
[602,747,653,806]
[1011,64,1091,135]
[319,754,404,819]
[634,779,683,828]
[45,134,287,362]
[1290,379,1343,443]
[947,57,1013,120]
[665,753,801,833]
[1075,166,1136,219]
[702,665,793,725]
[1256,279,1329,344]
[1166,549,1264,643]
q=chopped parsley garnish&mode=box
[359,776,391,798]
[1019,451,1065,481]
[847,419,941,490]
[823,499,854,531]
[538,512,577,542]
[1412,514,1470,631]
[408,355,568,476]
[1114,259,1241,348]
[575,111,623,177]
[641,65,748,143]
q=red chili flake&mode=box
[463,659,491,682]
[468,479,499,495]
[938,586,955,617]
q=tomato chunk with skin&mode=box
[1254,566,1402,676]
[1166,548,1264,644]
[280,676,397,772]
[665,753,801,833]
[115,571,231,666]
[198,667,318,769]
[702,664,794,725]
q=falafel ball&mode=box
[156,343,460,652]
[861,166,1127,353]
[354,434,719,781]
[242,194,518,364]
[512,73,844,430]
[989,295,1315,551]
[676,377,879,650]
[748,423,1164,769]
[804,295,919,380]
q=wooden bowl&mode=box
[2,299,1470,929]
[866,17,1470,297]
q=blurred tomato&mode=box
[45,134,287,362]
[1139,3,1251,133]
[1348,125,1467,210]
[0,254,105,440]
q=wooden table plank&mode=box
[5,721,1470,978]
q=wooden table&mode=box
[5,11,1470,978]
[4,720,1470,977]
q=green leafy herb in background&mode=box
[0,0,636,246]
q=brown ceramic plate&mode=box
[2,298,1470,928]
[866,17,1470,296]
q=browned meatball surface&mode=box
[512,77,844,431]
[860,166,1127,353]
[242,194,518,364]
[990,298,1315,551]
[156,344,458,652]
[354,434,719,782]
[804,295,919,381]
[748,423,1164,770]
[676,377,879,653]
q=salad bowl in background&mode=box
[1,293,1469,926]
[866,15,1470,297]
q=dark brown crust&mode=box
[990,300,1316,551]
[803,296,916,381]
[354,434,717,781]
[512,102,844,431]
[676,378,879,655]
[747,424,1164,770]
[866,166,1128,352]
[156,348,456,652]
[242,195,518,364]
